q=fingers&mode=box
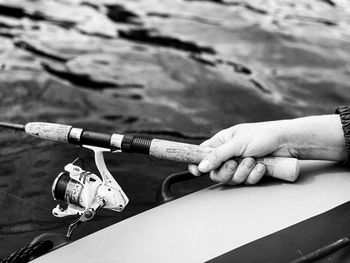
[188,132,228,177]
[227,157,255,185]
[209,158,266,185]
[245,163,266,185]
[188,164,201,177]
[210,160,238,183]
[198,141,242,173]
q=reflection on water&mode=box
[1,0,350,257]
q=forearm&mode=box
[284,115,347,161]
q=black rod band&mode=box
[79,131,112,149]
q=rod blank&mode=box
[0,122,25,131]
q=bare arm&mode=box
[286,115,346,161]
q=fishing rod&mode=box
[0,121,300,237]
[1,121,300,181]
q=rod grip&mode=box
[149,139,299,182]
[25,122,72,142]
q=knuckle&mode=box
[217,129,230,137]
[243,157,255,169]
[199,150,221,172]
[215,130,230,143]
[233,123,242,130]
[234,123,246,131]
[207,150,219,164]
[215,130,225,137]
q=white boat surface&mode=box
[33,160,350,262]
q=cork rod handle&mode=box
[149,139,300,182]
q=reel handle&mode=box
[83,196,106,221]
[146,139,299,182]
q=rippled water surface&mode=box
[0,0,350,257]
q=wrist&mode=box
[283,115,347,161]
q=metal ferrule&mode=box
[110,134,124,150]
[69,127,84,144]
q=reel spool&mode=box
[52,162,103,214]
[52,171,84,207]
[51,146,129,237]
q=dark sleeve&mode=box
[335,106,350,166]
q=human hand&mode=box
[188,115,347,185]
[188,120,293,185]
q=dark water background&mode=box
[0,0,350,257]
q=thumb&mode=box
[198,140,243,173]
[200,136,223,148]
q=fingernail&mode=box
[256,164,265,173]
[198,159,210,172]
[244,158,255,168]
[189,166,199,176]
[226,162,237,172]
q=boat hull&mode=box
[33,161,350,262]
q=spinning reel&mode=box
[51,146,129,237]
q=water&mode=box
[0,0,350,257]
